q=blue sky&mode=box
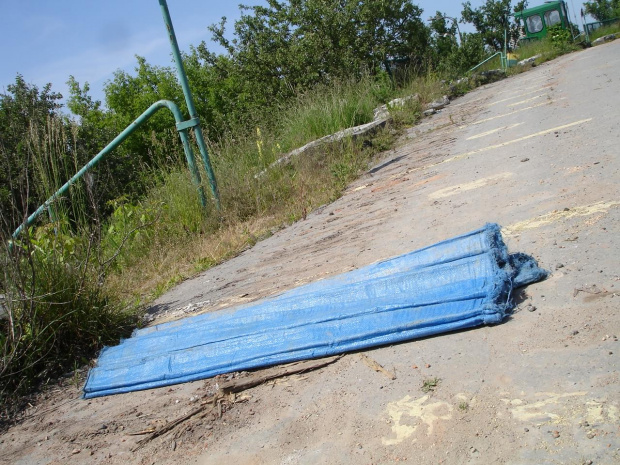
[0,0,590,107]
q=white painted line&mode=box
[445,118,592,165]
[507,94,546,107]
[488,88,549,106]
[460,98,567,128]
[466,123,524,140]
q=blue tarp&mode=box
[83,224,546,398]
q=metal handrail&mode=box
[12,0,223,242]
[159,0,220,211]
[12,99,205,240]
[468,51,506,74]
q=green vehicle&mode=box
[514,1,571,42]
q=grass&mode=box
[510,28,581,68]
[0,231,137,407]
[101,73,442,303]
[589,22,620,42]
[469,53,504,74]
[422,377,440,393]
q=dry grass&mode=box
[102,75,443,305]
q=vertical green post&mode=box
[503,20,508,71]
[158,0,221,211]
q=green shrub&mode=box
[1,225,136,402]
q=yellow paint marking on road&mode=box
[459,102,548,128]
[495,83,541,96]
[460,97,567,128]
[488,88,548,106]
[445,118,592,165]
[507,94,547,107]
[503,200,619,236]
[382,395,453,446]
[504,392,619,427]
[406,117,591,176]
[508,392,588,423]
[466,123,523,140]
[429,172,513,200]
[351,184,370,192]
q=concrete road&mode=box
[182,41,619,465]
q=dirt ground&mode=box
[1,41,618,465]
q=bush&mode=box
[0,225,136,404]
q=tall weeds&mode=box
[1,71,438,407]
[0,117,136,408]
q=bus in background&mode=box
[514,1,571,43]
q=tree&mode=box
[429,11,461,64]
[583,0,620,21]
[102,57,187,192]
[202,0,430,117]
[66,77,126,215]
[0,75,63,232]
[461,0,520,50]
[435,32,486,78]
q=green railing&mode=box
[585,17,620,35]
[468,51,507,74]
[12,100,206,240]
[11,0,220,241]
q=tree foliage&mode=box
[202,0,429,108]
[461,0,528,50]
[0,76,63,231]
[584,0,620,21]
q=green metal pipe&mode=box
[12,99,205,240]
[158,0,221,211]
[504,23,508,69]
[468,51,505,74]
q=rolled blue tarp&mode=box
[83,223,546,398]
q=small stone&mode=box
[584,460,593,465]
[71,449,81,455]
[552,430,560,438]
[556,263,564,269]
[524,428,529,432]
[609,351,613,355]
[571,330,579,336]
[587,432,596,439]
[521,158,530,162]
[528,305,537,312]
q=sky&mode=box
[0,0,591,108]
